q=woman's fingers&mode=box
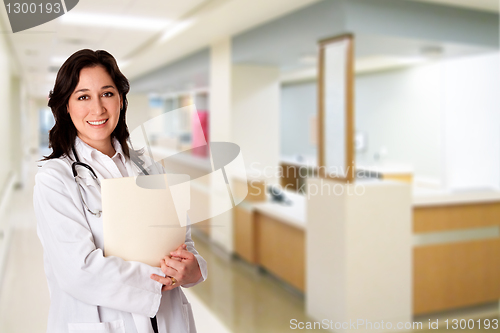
[149,246,197,290]
[150,274,172,286]
[150,273,179,292]
[160,260,178,277]
[169,244,189,258]
[163,256,183,270]
[162,282,179,292]
[169,249,194,261]
[173,243,185,252]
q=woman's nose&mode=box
[90,97,105,115]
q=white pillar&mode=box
[208,42,281,253]
[306,178,412,332]
[210,37,232,143]
[231,65,280,184]
[209,37,234,253]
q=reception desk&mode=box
[234,181,500,315]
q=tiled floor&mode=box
[0,173,51,332]
[188,234,313,333]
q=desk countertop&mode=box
[357,164,414,175]
[280,155,317,168]
[252,191,306,230]
[412,187,500,207]
[242,186,500,230]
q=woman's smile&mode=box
[87,119,108,127]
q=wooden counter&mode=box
[412,188,500,315]
[233,190,306,291]
[255,211,305,291]
[414,238,500,315]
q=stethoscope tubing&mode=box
[71,145,149,217]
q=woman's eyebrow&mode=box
[73,85,116,94]
[74,88,89,94]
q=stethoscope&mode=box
[71,146,150,218]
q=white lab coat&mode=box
[33,138,207,333]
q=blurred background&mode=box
[0,0,499,332]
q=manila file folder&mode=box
[101,174,187,267]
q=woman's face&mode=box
[67,65,122,150]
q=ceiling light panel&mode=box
[59,12,171,30]
[127,0,208,19]
[67,0,135,13]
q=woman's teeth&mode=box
[87,119,107,125]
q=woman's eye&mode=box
[103,92,114,97]
[77,95,89,101]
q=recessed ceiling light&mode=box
[299,55,317,65]
[159,20,194,43]
[355,55,428,73]
[117,60,129,69]
[60,12,170,31]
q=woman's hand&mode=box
[150,244,202,292]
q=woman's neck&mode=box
[78,136,116,158]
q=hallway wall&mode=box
[0,31,12,191]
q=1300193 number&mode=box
[445,319,499,329]
[6,3,61,14]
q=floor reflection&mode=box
[189,233,313,333]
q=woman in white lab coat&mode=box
[33,49,207,333]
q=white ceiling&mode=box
[0,0,320,98]
[0,0,209,98]
[0,0,497,98]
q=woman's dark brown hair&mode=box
[43,49,131,161]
